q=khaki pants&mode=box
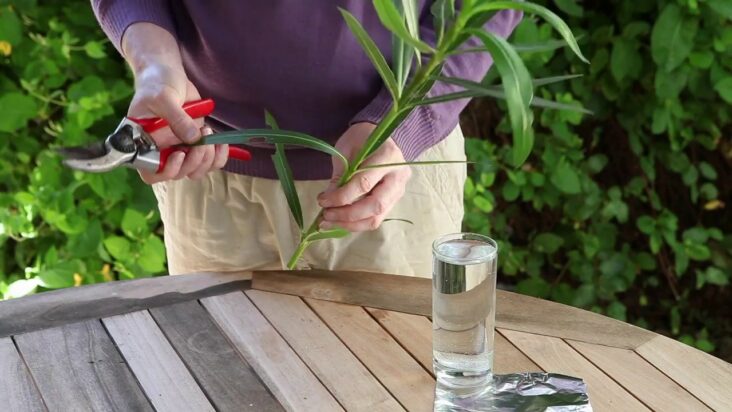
[152,127,467,278]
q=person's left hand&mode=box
[318,122,412,232]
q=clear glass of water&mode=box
[432,233,498,396]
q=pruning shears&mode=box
[58,98,251,173]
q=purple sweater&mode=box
[92,1,522,180]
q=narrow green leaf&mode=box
[264,109,280,129]
[453,37,576,56]
[468,1,588,63]
[359,160,471,170]
[391,1,414,90]
[383,218,414,224]
[272,151,303,229]
[421,76,591,114]
[202,129,349,170]
[339,7,400,99]
[373,0,434,53]
[431,0,455,41]
[265,110,304,230]
[468,29,534,165]
[532,74,584,87]
[305,227,350,242]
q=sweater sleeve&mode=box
[90,0,177,55]
[351,8,523,161]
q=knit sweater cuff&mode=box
[350,88,439,161]
[92,0,177,55]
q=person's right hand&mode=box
[122,23,229,184]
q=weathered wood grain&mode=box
[251,270,655,349]
[568,340,710,412]
[636,335,732,411]
[307,298,434,412]
[103,310,214,412]
[252,270,431,316]
[367,309,434,373]
[366,308,541,376]
[247,290,403,411]
[494,330,542,374]
[0,271,252,338]
[149,300,282,411]
[0,337,46,412]
[502,330,649,411]
[201,291,343,412]
[14,320,152,412]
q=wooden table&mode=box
[0,270,729,412]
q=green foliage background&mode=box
[0,1,729,360]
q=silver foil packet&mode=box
[434,372,593,411]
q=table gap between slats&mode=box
[299,298,412,411]
[245,290,404,411]
[148,300,283,411]
[363,308,436,378]
[303,297,435,412]
[200,291,344,411]
[567,340,712,412]
[501,329,650,411]
[2,337,48,412]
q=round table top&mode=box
[0,270,729,411]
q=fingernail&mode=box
[184,129,199,143]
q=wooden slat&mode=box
[366,309,541,376]
[14,320,151,412]
[103,310,214,412]
[367,309,433,373]
[568,340,710,412]
[0,271,252,338]
[0,337,46,412]
[496,291,655,350]
[247,290,403,411]
[502,329,649,411]
[494,330,542,374]
[636,335,732,411]
[252,270,431,316]
[307,298,434,412]
[252,270,655,349]
[201,291,343,412]
[149,301,282,411]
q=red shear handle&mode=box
[129,99,216,134]
[157,145,252,173]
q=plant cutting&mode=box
[199,0,588,269]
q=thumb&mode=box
[148,88,201,144]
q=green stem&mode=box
[285,31,457,270]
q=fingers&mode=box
[321,173,408,232]
[212,144,230,170]
[318,167,389,208]
[139,151,186,184]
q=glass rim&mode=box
[432,232,498,264]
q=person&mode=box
[91,1,521,277]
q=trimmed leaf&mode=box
[468,1,588,63]
[339,7,400,99]
[265,110,304,230]
[264,109,280,129]
[469,29,535,165]
[305,227,350,242]
[532,74,584,87]
[373,0,434,53]
[392,1,414,90]
[202,129,349,170]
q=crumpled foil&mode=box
[434,372,593,412]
